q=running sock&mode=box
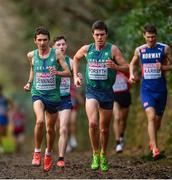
[116,140,120,145]
[100,150,106,156]
[58,157,64,161]
[45,148,51,156]
[34,148,41,153]
[93,150,100,155]
[120,133,124,138]
[119,137,124,143]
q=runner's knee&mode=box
[114,116,120,122]
[36,120,44,128]
[46,126,55,135]
[59,126,68,136]
[100,127,108,134]
[89,122,98,129]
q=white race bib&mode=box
[60,77,70,95]
[88,62,108,80]
[143,63,161,79]
[113,73,128,92]
[36,72,56,90]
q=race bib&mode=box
[113,73,128,92]
[36,72,56,90]
[143,63,161,79]
[60,77,70,94]
[88,62,108,80]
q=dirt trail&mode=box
[0,151,172,179]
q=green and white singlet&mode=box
[86,42,116,90]
[31,48,61,102]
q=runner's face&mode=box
[144,32,156,48]
[34,34,49,51]
[53,39,67,55]
[93,29,107,48]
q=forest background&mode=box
[1,0,172,154]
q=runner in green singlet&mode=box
[52,35,73,168]
[24,26,71,172]
[73,20,129,172]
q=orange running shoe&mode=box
[57,160,65,168]
[32,152,41,166]
[153,148,160,160]
[43,155,52,172]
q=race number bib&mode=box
[36,72,56,90]
[88,62,108,80]
[113,73,128,92]
[143,63,161,79]
[60,77,70,94]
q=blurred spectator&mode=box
[0,84,10,153]
[9,101,26,152]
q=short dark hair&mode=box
[143,24,157,34]
[34,26,50,40]
[53,35,67,44]
[92,20,108,34]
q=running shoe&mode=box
[116,144,123,153]
[70,136,78,149]
[43,155,52,172]
[115,138,124,153]
[91,153,100,170]
[153,148,160,160]
[57,160,65,168]
[32,152,41,166]
[66,143,72,153]
[100,154,108,172]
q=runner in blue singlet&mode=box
[129,24,172,159]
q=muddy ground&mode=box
[0,150,172,179]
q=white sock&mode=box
[34,148,41,153]
[45,148,51,156]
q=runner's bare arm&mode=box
[73,45,88,87]
[129,49,140,83]
[161,45,172,71]
[106,45,129,73]
[23,51,34,91]
[49,49,71,77]
[73,45,88,76]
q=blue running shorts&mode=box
[32,95,61,114]
[140,89,167,116]
[86,86,114,110]
[58,95,73,111]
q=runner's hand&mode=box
[156,60,161,70]
[129,74,136,84]
[74,73,82,88]
[23,82,31,91]
[106,59,118,70]
[49,67,58,75]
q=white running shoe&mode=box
[69,136,78,148]
[116,143,123,153]
[66,143,72,153]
